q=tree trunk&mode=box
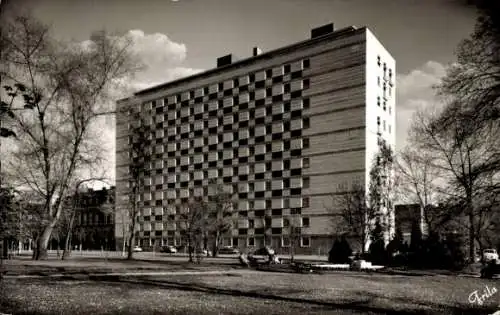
[127,202,138,260]
[62,230,73,260]
[34,225,54,260]
[469,210,475,261]
[127,232,135,260]
[188,235,193,263]
[62,201,78,260]
[212,231,220,257]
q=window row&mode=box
[376,117,392,134]
[143,59,310,109]
[145,116,309,140]
[137,235,311,248]
[151,80,310,113]
[138,200,308,219]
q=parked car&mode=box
[218,246,240,255]
[132,246,143,252]
[161,246,177,254]
[483,249,499,262]
[247,246,280,265]
[196,248,211,256]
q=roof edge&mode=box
[118,26,367,102]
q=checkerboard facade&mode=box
[115,26,396,254]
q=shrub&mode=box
[328,237,352,263]
[369,239,387,265]
[403,233,467,270]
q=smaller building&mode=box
[61,187,116,250]
[395,203,426,244]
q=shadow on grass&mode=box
[71,275,496,315]
[4,256,244,276]
[1,275,498,315]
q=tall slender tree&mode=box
[410,106,500,259]
[1,14,139,259]
[124,111,150,260]
[206,181,233,257]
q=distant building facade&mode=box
[115,23,396,254]
[395,203,428,243]
[60,187,116,250]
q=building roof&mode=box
[118,25,366,102]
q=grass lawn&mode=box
[1,256,241,276]
[1,271,499,315]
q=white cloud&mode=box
[92,30,204,186]
[395,61,447,151]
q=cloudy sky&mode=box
[5,0,478,185]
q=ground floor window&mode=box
[247,237,255,246]
[282,236,291,247]
[300,236,311,247]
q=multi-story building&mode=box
[59,187,116,251]
[115,23,396,254]
[395,203,426,244]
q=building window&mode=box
[301,236,311,247]
[303,98,310,109]
[377,96,380,107]
[303,177,310,188]
[303,79,310,89]
[284,64,291,73]
[377,56,381,66]
[248,219,254,228]
[284,83,291,94]
[266,69,272,78]
[377,116,380,125]
[282,236,291,247]
[303,138,309,149]
[303,117,310,129]
[302,59,310,69]
[272,228,282,235]
[302,217,310,227]
[248,237,255,246]
[303,157,310,168]
[303,197,309,208]
[377,76,380,86]
[388,124,392,134]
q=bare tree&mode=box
[59,178,110,259]
[410,106,500,259]
[283,213,302,262]
[395,147,447,236]
[437,0,500,127]
[332,184,374,254]
[1,14,138,259]
[178,197,207,263]
[328,140,395,253]
[124,111,150,260]
[206,181,233,257]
